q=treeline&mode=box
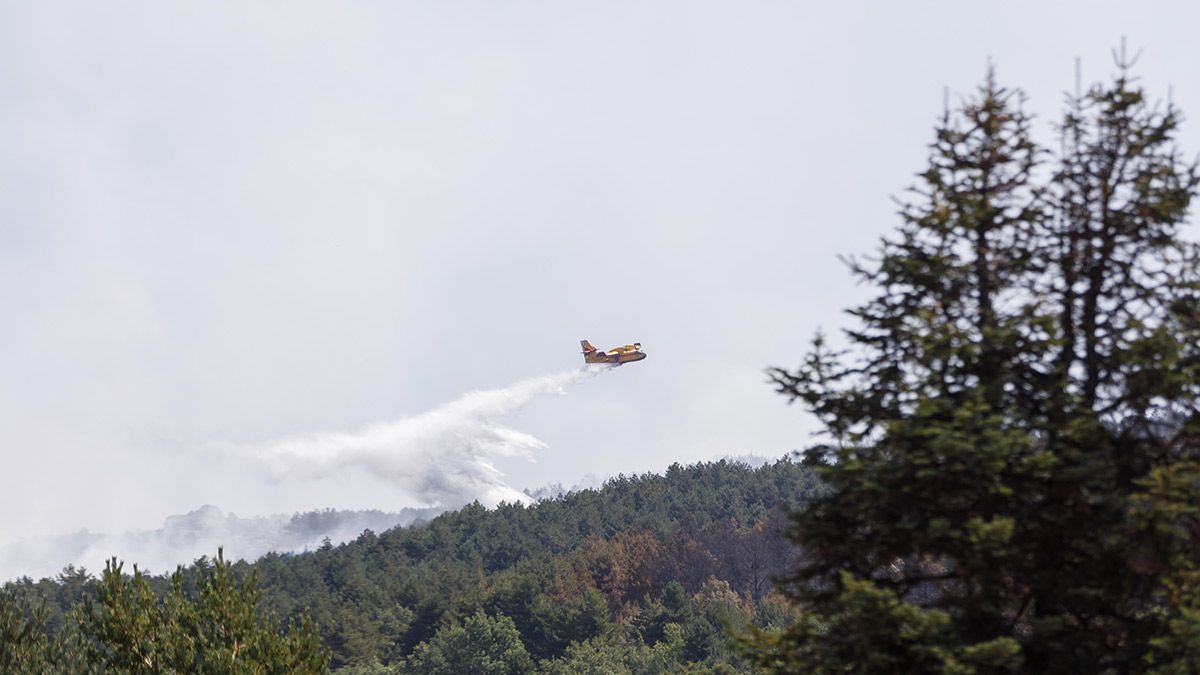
[2,457,822,672]
[2,552,329,673]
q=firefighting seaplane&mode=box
[581,339,647,365]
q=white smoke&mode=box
[1,368,609,581]
[248,366,611,508]
[0,505,441,581]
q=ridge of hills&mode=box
[6,456,823,672]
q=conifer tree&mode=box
[78,550,329,673]
[753,58,1200,673]
[0,586,70,674]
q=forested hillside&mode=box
[2,457,821,673]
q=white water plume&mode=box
[248,366,611,508]
[2,370,609,580]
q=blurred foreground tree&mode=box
[748,57,1200,673]
[79,549,329,673]
[0,585,97,673]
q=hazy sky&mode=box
[3,1,1198,546]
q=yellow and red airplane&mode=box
[581,339,647,365]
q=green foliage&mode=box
[403,610,533,675]
[77,560,168,671]
[535,636,635,675]
[5,458,819,672]
[247,457,814,669]
[682,578,745,666]
[741,573,1021,674]
[763,57,1200,673]
[536,628,689,675]
[528,587,609,659]
[0,586,60,674]
[1132,464,1200,674]
[0,586,97,674]
[481,556,608,660]
[78,550,329,673]
[333,656,400,674]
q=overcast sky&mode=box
[2,1,1198,547]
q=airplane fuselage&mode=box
[581,339,647,365]
[585,351,647,365]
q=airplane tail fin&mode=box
[580,339,597,354]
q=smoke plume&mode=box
[0,505,441,581]
[250,366,610,507]
[0,368,609,581]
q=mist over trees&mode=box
[0,506,445,583]
[749,56,1200,672]
[2,458,819,672]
